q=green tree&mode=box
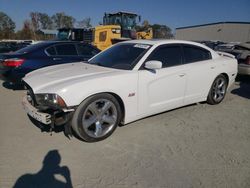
[29,12,54,30]
[16,20,33,40]
[51,12,75,28]
[77,17,92,28]
[136,20,150,32]
[152,24,174,39]
[30,12,40,31]
[0,11,16,39]
[38,13,53,29]
[135,20,173,39]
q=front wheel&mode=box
[207,74,228,105]
[71,93,122,142]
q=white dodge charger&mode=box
[22,40,238,142]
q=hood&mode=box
[23,62,118,92]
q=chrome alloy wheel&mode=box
[212,77,226,102]
[82,99,118,138]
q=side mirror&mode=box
[144,60,162,70]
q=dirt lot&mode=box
[0,77,250,188]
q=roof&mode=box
[105,11,138,16]
[176,21,250,30]
[125,39,220,54]
[39,40,92,44]
[123,39,203,45]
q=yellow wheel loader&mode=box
[56,12,153,51]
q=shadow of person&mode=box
[231,75,250,99]
[13,150,73,188]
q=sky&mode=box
[0,0,250,32]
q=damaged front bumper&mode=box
[22,96,76,136]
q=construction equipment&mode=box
[136,28,153,39]
[56,11,153,50]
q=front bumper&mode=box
[238,64,250,75]
[22,96,52,124]
[22,95,76,127]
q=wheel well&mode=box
[107,92,125,123]
[221,73,229,84]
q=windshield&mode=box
[104,14,137,30]
[88,43,151,70]
[122,15,137,29]
[57,29,70,40]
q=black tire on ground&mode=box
[207,74,228,105]
[71,93,122,142]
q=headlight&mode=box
[111,28,121,34]
[35,93,67,109]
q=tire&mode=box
[207,74,228,105]
[71,93,122,142]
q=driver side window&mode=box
[147,45,182,68]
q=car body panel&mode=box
[138,66,187,117]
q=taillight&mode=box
[245,56,250,65]
[3,58,25,67]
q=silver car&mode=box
[217,43,250,75]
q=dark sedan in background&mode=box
[0,41,100,84]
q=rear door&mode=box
[181,44,217,105]
[52,43,81,64]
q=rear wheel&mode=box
[71,93,122,142]
[207,74,228,105]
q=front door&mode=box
[138,45,187,116]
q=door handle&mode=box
[53,58,62,61]
[179,73,185,77]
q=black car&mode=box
[0,41,100,84]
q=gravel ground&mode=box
[0,77,250,188]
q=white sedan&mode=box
[22,40,238,142]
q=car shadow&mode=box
[27,115,72,139]
[13,150,73,188]
[231,75,250,99]
[2,81,25,90]
[28,115,80,141]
